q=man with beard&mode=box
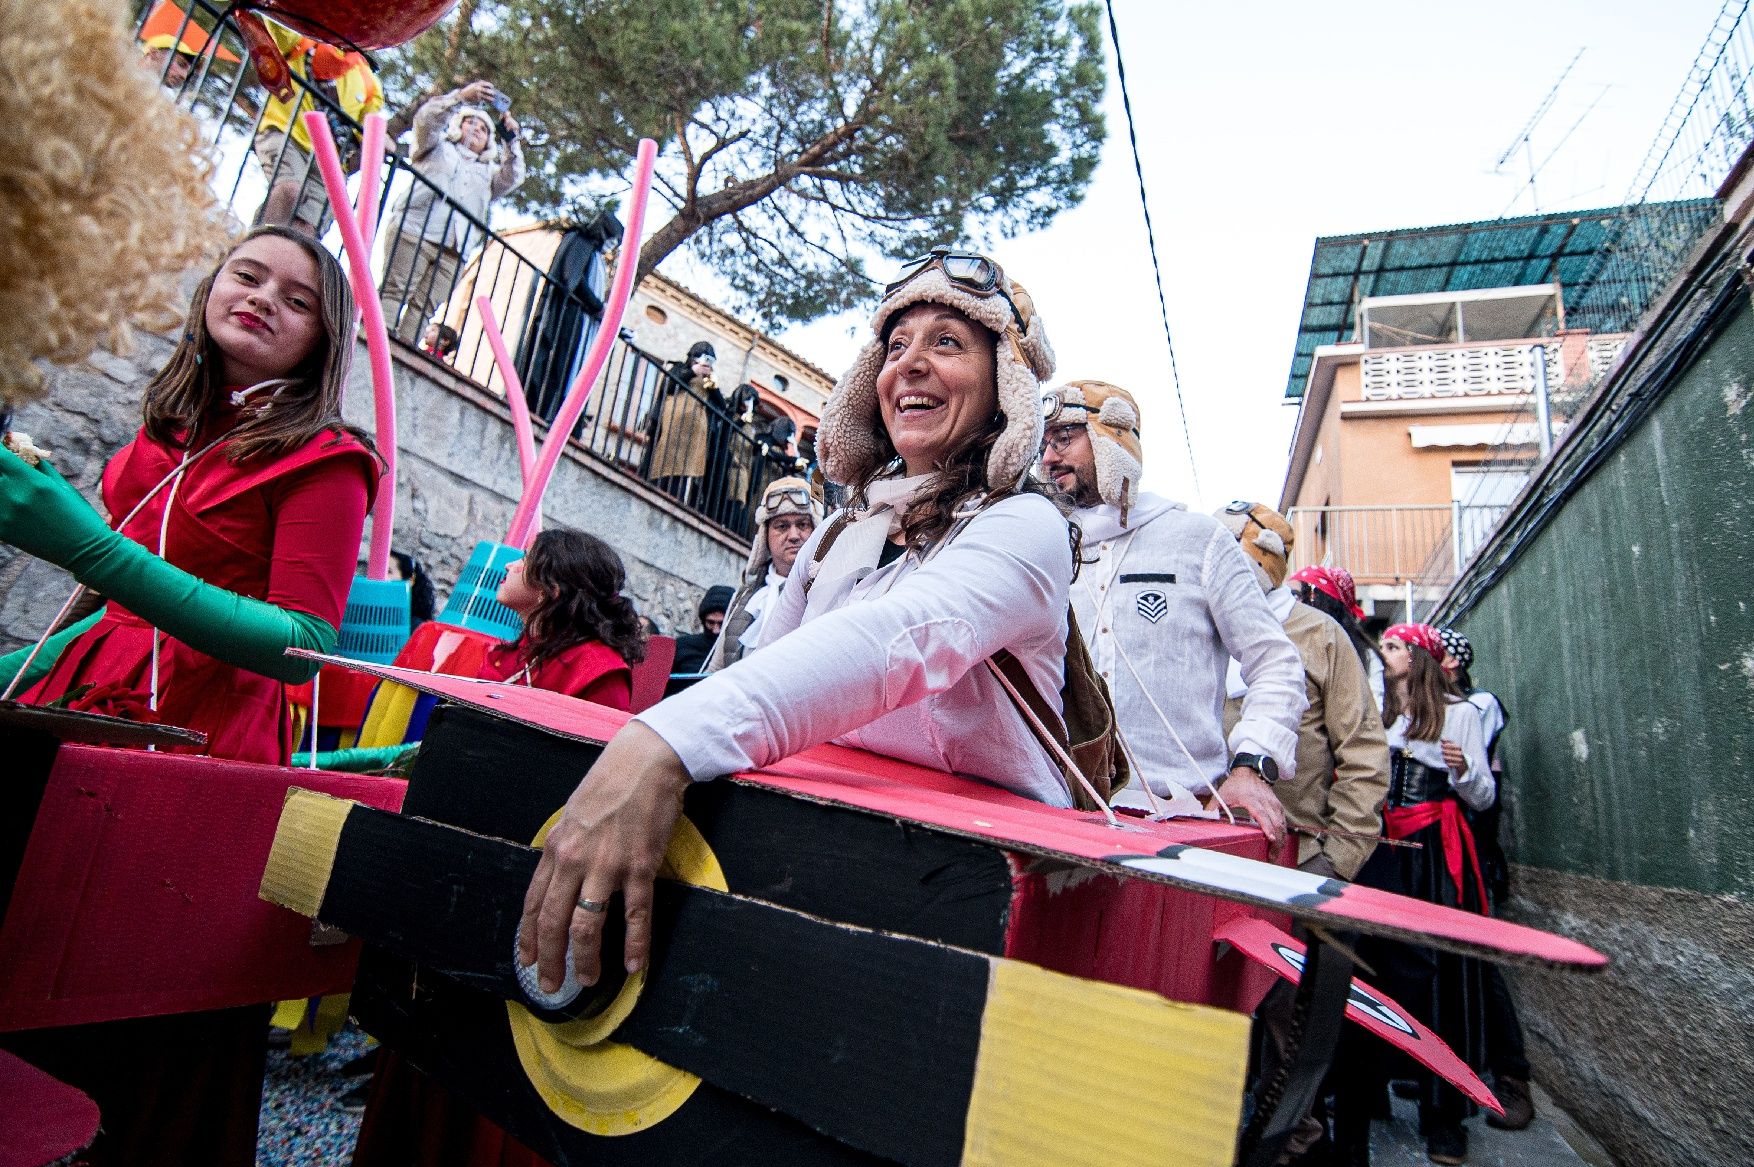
[1039,381,1305,844]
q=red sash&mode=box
[1384,798,1489,915]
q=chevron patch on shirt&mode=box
[1136,590,1168,623]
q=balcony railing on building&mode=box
[1358,333,1627,412]
[1286,503,1511,590]
[134,0,799,541]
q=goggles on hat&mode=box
[762,484,814,511]
[884,248,1027,332]
[1041,393,1088,425]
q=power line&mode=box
[1103,0,1201,499]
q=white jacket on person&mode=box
[391,89,526,254]
[638,478,1076,807]
[1071,493,1307,811]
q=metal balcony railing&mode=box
[132,0,795,541]
[1286,503,1511,588]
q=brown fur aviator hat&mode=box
[1044,380,1144,512]
[818,256,1054,491]
[1214,500,1296,590]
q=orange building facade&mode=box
[1272,209,1650,619]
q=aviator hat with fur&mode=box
[738,476,825,582]
[1214,500,1295,590]
[818,257,1054,491]
[1044,380,1144,514]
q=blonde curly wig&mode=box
[0,0,227,403]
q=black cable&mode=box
[1103,0,1202,498]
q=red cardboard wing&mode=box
[0,1051,99,1167]
[1216,917,1502,1114]
[285,651,1608,971]
[0,747,405,1031]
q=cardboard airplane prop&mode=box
[257,654,1606,1167]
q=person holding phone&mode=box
[380,79,526,342]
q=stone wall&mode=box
[0,331,746,654]
[1504,868,1754,1167]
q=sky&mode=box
[760,0,1728,511]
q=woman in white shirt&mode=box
[519,249,1073,997]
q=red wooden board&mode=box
[0,1050,99,1167]
[287,652,1608,971]
[0,747,405,1031]
[1216,917,1502,1113]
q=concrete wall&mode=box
[0,330,745,653]
[1449,293,1754,1165]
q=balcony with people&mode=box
[131,0,812,542]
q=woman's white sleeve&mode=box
[1446,702,1497,811]
[637,497,1069,780]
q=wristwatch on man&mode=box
[1229,751,1280,785]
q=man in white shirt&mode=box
[1039,380,1306,845]
[707,476,823,671]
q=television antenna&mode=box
[1495,48,1586,215]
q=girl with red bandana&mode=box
[1333,622,1495,1166]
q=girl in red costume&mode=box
[0,225,379,1166]
[478,527,647,704]
[0,225,380,766]
[353,527,645,1167]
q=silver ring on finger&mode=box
[575,896,609,914]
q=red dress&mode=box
[23,406,377,764]
[354,638,632,1167]
[0,406,376,1167]
[477,638,633,707]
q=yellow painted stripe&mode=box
[258,787,353,918]
[357,680,420,749]
[962,959,1250,1167]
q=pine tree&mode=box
[384,0,1106,324]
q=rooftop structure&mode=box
[1282,201,1719,401]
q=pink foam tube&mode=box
[505,138,658,548]
[356,113,387,253]
[305,111,397,580]
[350,113,387,328]
[476,295,538,504]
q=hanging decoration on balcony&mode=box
[234,0,459,101]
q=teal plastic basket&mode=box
[437,540,526,640]
[336,575,412,664]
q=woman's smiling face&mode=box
[876,303,998,477]
[202,233,324,387]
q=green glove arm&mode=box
[289,743,417,772]
[0,454,338,685]
[65,533,336,683]
[0,609,105,694]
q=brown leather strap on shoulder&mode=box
[801,510,855,597]
[991,649,1072,755]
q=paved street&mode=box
[1369,1090,1608,1167]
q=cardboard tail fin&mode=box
[1216,917,1502,1114]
